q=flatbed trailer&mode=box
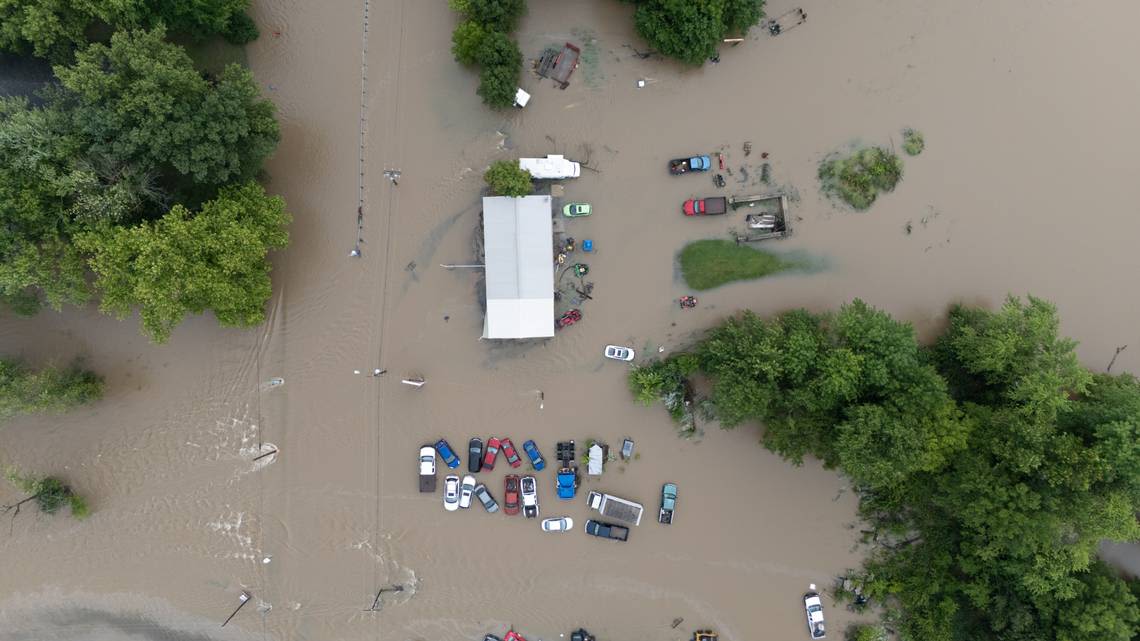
[587,491,644,526]
[730,193,793,242]
[536,43,581,89]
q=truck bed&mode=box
[419,474,437,493]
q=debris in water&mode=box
[672,618,684,629]
[761,151,769,159]
[760,163,771,184]
[743,141,752,156]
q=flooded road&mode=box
[3,0,1140,639]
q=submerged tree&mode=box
[630,296,1140,641]
[0,358,103,421]
[483,160,531,197]
[631,0,766,65]
[4,468,89,520]
[77,181,290,343]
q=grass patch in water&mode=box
[902,128,925,156]
[818,146,903,211]
[679,239,799,290]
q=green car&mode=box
[562,202,592,217]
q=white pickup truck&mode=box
[586,491,643,526]
[521,475,539,518]
[519,154,580,179]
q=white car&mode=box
[604,345,635,361]
[419,446,436,475]
[443,475,460,511]
[459,475,476,509]
[804,591,826,639]
[521,475,539,518]
[541,516,574,532]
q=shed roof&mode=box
[482,196,555,339]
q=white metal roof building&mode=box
[482,195,555,339]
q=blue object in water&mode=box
[582,239,594,252]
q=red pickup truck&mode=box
[683,197,727,216]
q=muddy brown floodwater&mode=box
[3,0,1140,639]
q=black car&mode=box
[468,437,484,473]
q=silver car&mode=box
[473,483,499,513]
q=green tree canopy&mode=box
[632,0,766,66]
[5,468,89,518]
[483,160,531,197]
[0,357,103,420]
[0,0,257,60]
[76,181,290,342]
[451,20,487,66]
[54,28,279,188]
[630,296,1140,641]
[467,0,526,33]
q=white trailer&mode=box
[519,154,580,179]
[587,491,644,526]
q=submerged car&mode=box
[503,474,521,515]
[501,438,522,468]
[419,445,437,493]
[474,483,499,513]
[659,482,677,524]
[541,516,574,532]
[668,156,711,174]
[562,202,592,217]
[435,439,460,469]
[804,591,826,639]
[443,475,460,511]
[483,437,501,471]
[522,439,546,471]
[468,437,483,473]
[521,475,539,518]
[604,345,635,361]
[459,475,476,509]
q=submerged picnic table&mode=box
[536,43,581,89]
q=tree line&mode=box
[630,296,1140,641]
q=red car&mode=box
[483,437,501,471]
[501,438,522,468]
[503,475,520,515]
[505,632,528,641]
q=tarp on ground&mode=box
[482,195,555,339]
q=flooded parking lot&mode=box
[3,0,1140,639]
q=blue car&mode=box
[435,439,460,469]
[522,439,546,471]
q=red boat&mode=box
[557,309,582,329]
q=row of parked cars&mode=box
[433,437,547,473]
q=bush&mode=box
[845,624,886,641]
[451,20,487,65]
[222,12,260,45]
[902,128,925,156]
[477,59,522,109]
[483,160,532,196]
[679,239,798,290]
[818,146,903,210]
[5,469,90,519]
[0,358,104,420]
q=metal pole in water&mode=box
[221,591,251,627]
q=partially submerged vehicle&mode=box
[459,474,476,509]
[693,632,718,641]
[584,519,629,541]
[501,438,522,468]
[435,439,460,469]
[522,439,546,471]
[541,516,574,532]
[521,475,539,518]
[683,197,727,216]
[562,202,591,217]
[659,482,677,524]
[536,42,581,89]
[604,345,635,361]
[731,192,792,242]
[669,156,712,175]
[520,154,580,179]
[587,491,644,526]
[503,474,521,515]
[418,445,437,493]
[620,438,634,460]
[556,466,579,500]
[804,591,826,639]
[468,437,483,473]
[474,483,499,513]
[443,475,460,511]
[483,437,501,471]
